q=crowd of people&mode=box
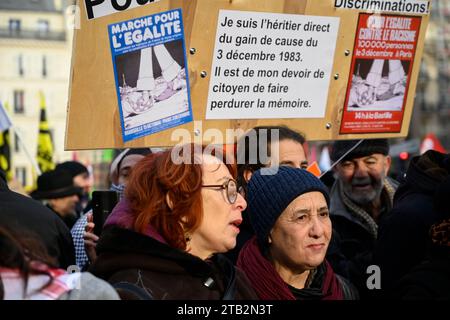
[1,125,449,300]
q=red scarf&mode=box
[0,265,79,300]
[237,237,343,300]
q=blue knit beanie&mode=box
[247,166,330,248]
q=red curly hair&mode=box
[125,143,236,250]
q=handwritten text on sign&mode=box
[206,10,340,120]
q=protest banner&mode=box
[65,0,431,150]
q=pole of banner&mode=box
[13,128,42,176]
[319,139,364,179]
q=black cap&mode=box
[30,169,82,200]
[330,139,389,163]
[55,161,88,178]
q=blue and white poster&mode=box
[108,9,193,142]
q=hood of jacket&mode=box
[395,150,450,202]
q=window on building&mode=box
[14,133,20,153]
[42,55,47,78]
[18,54,24,77]
[37,20,49,34]
[13,90,25,114]
[9,19,21,34]
[15,167,27,187]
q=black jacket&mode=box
[391,246,450,300]
[89,227,258,300]
[373,150,450,295]
[0,174,75,268]
[326,177,398,296]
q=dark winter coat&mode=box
[373,150,450,295]
[89,227,258,300]
[0,174,75,268]
[391,246,450,300]
[326,176,398,295]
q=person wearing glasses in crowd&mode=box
[237,166,358,300]
[89,144,257,300]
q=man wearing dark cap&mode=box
[56,161,92,212]
[31,169,82,229]
[326,139,398,296]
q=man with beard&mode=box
[326,139,398,298]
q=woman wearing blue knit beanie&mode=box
[237,166,358,300]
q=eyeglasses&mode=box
[202,179,242,204]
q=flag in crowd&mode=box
[36,92,55,173]
[0,101,12,180]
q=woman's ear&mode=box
[165,193,174,210]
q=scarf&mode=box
[430,218,450,247]
[0,267,80,300]
[237,237,343,300]
[110,183,126,201]
[339,178,396,240]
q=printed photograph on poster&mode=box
[348,59,409,111]
[340,13,421,134]
[108,9,193,142]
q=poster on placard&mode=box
[205,10,339,120]
[108,8,193,142]
[340,13,421,134]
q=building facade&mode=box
[0,0,78,188]
[410,0,450,149]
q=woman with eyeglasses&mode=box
[89,144,257,300]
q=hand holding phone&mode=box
[92,190,119,236]
[83,213,98,263]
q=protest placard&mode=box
[205,10,339,120]
[108,9,193,142]
[65,0,431,150]
[340,13,421,134]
